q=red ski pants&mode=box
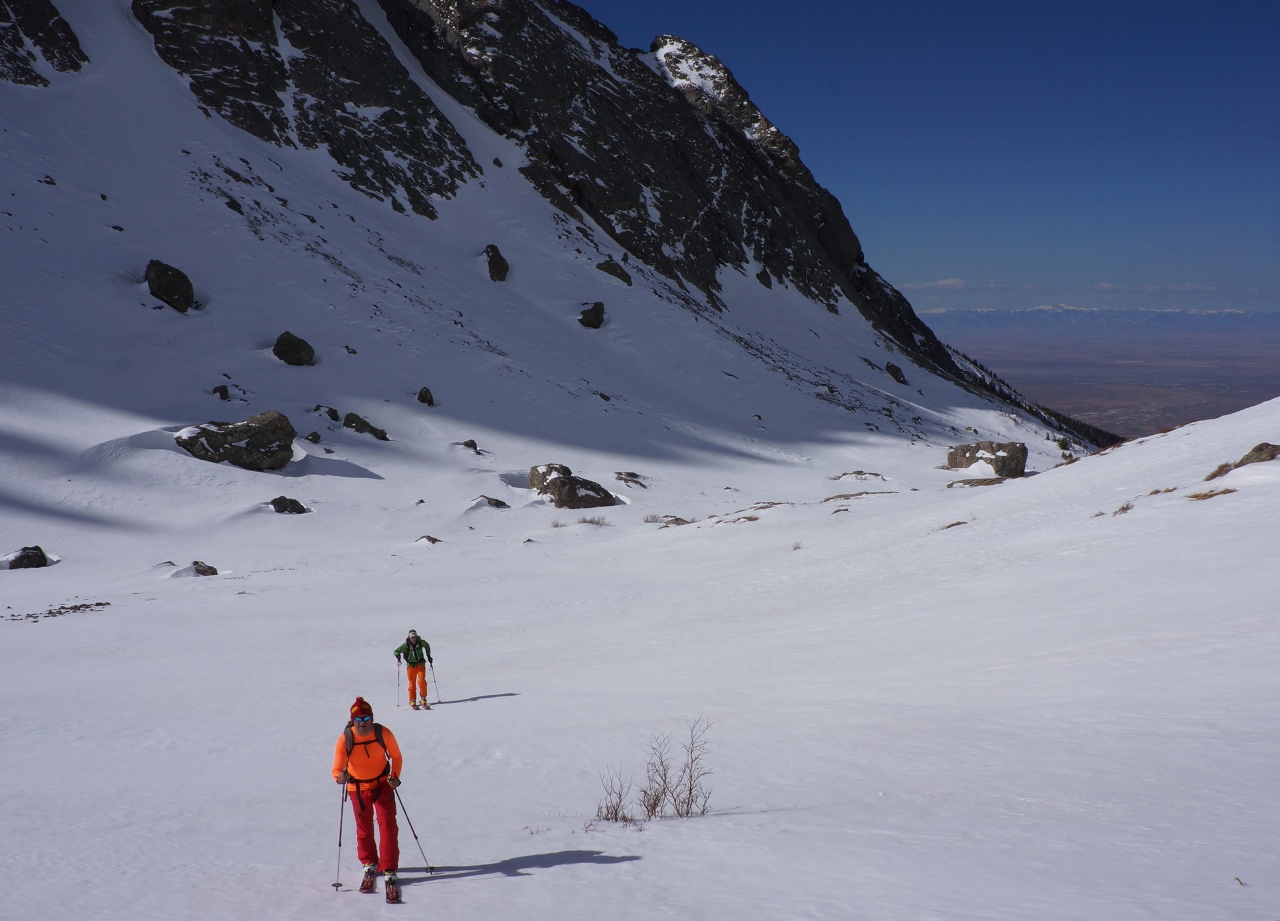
[348,781,399,873]
[406,663,428,703]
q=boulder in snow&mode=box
[3,545,52,569]
[343,412,388,441]
[578,302,605,329]
[272,331,315,366]
[530,464,615,509]
[595,257,632,286]
[1237,443,1280,468]
[416,387,435,406]
[529,463,572,491]
[270,496,308,514]
[145,259,195,313]
[946,442,1028,479]
[483,244,509,281]
[175,411,297,471]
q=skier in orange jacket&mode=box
[332,696,403,897]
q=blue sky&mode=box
[583,0,1279,312]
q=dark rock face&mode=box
[0,0,88,86]
[192,560,218,576]
[885,362,908,385]
[5,545,50,569]
[145,260,195,313]
[595,258,631,286]
[946,442,1028,479]
[273,331,315,366]
[343,412,388,441]
[484,244,509,281]
[578,302,605,329]
[175,411,297,471]
[270,496,308,514]
[130,0,478,217]
[1237,443,1280,467]
[373,1,956,372]
[416,387,435,406]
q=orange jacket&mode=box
[332,723,403,790]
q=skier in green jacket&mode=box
[394,629,433,710]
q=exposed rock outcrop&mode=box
[946,442,1028,479]
[578,302,605,329]
[0,0,88,87]
[175,411,297,471]
[416,387,435,406]
[131,0,478,217]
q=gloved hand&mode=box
[388,776,401,789]
[427,657,433,665]
[336,771,351,784]
[395,656,401,664]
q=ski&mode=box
[359,866,377,894]
[384,875,402,903]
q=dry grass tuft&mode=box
[1187,488,1237,501]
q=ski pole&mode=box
[393,785,434,873]
[396,659,401,709]
[428,661,438,704]
[332,782,347,890]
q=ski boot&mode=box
[384,871,402,903]
[359,864,378,894]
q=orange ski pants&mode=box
[349,781,399,873]
[406,663,428,704]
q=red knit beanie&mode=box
[350,696,373,719]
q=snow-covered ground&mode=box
[3,3,1279,919]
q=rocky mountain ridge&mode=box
[2,0,1107,451]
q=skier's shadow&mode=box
[399,850,640,884]
[432,692,519,706]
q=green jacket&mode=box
[394,638,432,666]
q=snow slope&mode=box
[2,3,1279,919]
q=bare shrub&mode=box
[578,515,608,526]
[1113,501,1134,516]
[550,520,566,528]
[638,732,674,821]
[1187,488,1237,501]
[670,717,713,817]
[792,541,802,551]
[595,765,634,824]
[643,513,663,523]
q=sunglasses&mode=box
[353,715,373,723]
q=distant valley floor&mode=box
[925,309,1280,439]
